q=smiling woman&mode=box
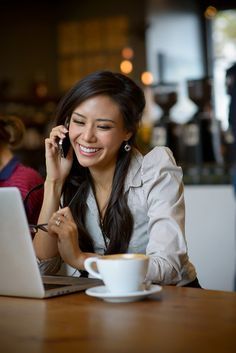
[33,70,200,288]
[69,95,132,171]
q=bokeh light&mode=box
[141,71,154,85]
[121,47,134,60]
[204,6,217,19]
[120,60,133,74]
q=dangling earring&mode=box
[124,141,131,152]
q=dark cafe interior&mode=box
[0,0,236,352]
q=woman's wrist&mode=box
[74,252,99,271]
[44,179,64,197]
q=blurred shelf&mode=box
[182,163,232,185]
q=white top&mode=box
[38,147,197,286]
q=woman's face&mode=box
[69,95,132,171]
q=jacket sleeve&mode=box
[141,147,189,284]
[37,256,62,275]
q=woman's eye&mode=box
[73,119,84,125]
[98,125,112,130]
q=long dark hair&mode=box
[55,71,145,254]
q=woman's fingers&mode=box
[48,125,69,147]
[48,208,74,235]
[47,209,81,267]
[45,126,69,158]
[50,125,68,139]
[56,207,73,221]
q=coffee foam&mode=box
[101,254,148,261]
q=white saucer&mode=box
[85,284,162,303]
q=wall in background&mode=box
[0,0,146,97]
[0,1,58,97]
[185,185,235,291]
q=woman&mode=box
[0,115,44,226]
[34,70,199,287]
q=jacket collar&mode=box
[124,149,143,192]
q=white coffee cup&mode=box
[84,253,149,294]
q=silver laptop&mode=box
[0,187,101,298]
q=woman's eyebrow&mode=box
[73,112,116,124]
[96,118,116,124]
[73,112,86,118]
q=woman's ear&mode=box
[125,131,133,141]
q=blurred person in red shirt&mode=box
[0,115,44,228]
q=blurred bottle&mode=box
[151,82,183,163]
[222,127,235,172]
[183,77,223,172]
[137,86,153,154]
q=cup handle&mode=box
[84,257,102,279]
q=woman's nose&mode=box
[83,125,96,142]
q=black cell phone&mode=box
[58,133,71,158]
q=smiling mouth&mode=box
[79,145,100,153]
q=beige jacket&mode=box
[39,147,197,286]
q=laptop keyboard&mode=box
[43,283,71,290]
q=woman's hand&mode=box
[47,207,84,269]
[45,125,73,184]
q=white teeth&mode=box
[80,145,99,153]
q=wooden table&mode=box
[0,286,235,353]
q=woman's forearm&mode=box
[33,179,63,259]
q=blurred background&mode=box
[0,0,236,291]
